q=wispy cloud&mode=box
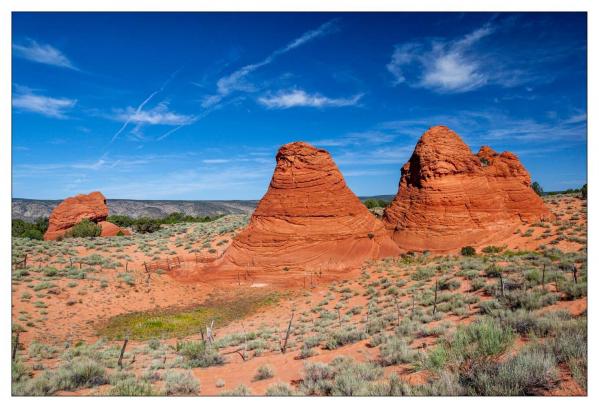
[13,39,78,70]
[202,19,339,108]
[387,24,493,93]
[109,70,193,143]
[379,109,587,145]
[12,87,76,118]
[258,89,362,109]
[202,159,230,164]
[113,102,195,126]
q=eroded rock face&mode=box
[44,192,127,240]
[215,142,398,271]
[383,126,554,252]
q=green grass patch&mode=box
[97,291,279,340]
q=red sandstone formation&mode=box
[44,192,127,240]
[383,126,554,252]
[213,142,398,272]
[98,221,131,237]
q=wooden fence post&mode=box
[12,331,20,361]
[118,337,129,369]
[542,264,546,290]
[432,280,439,315]
[280,311,295,354]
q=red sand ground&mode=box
[11,195,587,395]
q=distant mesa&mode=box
[43,191,130,240]
[211,141,398,273]
[383,125,554,252]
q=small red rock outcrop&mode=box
[213,142,398,272]
[98,221,131,237]
[44,192,128,240]
[383,126,554,252]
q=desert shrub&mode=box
[502,289,559,310]
[117,273,135,286]
[147,338,161,350]
[65,219,101,238]
[12,371,55,396]
[106,215,136,227]
[254,365,275,381]
[411,267,435,281]
[462,344,558,395]
[163,370,199,395]
[177,341,225,368]
[546,318,587,389]
[532,181,544,196]
[109,375,157,396]
[461,246,476,256]
[499,309,569,337]
[379,337,415,366]
[133,218,161,234]
[28,341,57,359]
[298,344,317,359]
[324,327,366,349]
[23,229,44,240]
[300,357,383,396]
[301,362,334,395]
[365,373,413,396]
[52,357,108,391]
[442,318,514,365]
[485,263,502,278]
[220,384,252,396]
[363,199,389,209]
[266,382,300,396]
[12,360,32,383]
[482,246,502,254]
[478,299,502,315]
[12,218,47,240]
[561,281,587,300]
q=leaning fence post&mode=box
[12,331,20,361]
[118,337,129,369]
[432,279,439,315]
[280,311,295,354]
[542,264,546,290]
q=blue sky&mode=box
[12,12,587,200]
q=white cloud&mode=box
[13,88,76,118]
[387,24,494,93]
[13,39,77,70]
[258,89,362,109]
[202,19,338,108]
[113,102,195,126]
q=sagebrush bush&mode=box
[462,345,558,395]
[177,341,225,368]
[109,376,157,396]
[461,246,476,256]
[163,370,199,395]
[254,364,274,381]
[220,384,252,396]
[443,318,514,364]
[53,357,108,391]
[266,382,299,396]
[379,337,415,366]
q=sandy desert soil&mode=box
[11,194,587,396]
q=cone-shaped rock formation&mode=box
[215,142,398,271]
[44,192,128,240]
[383,126,554,252]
